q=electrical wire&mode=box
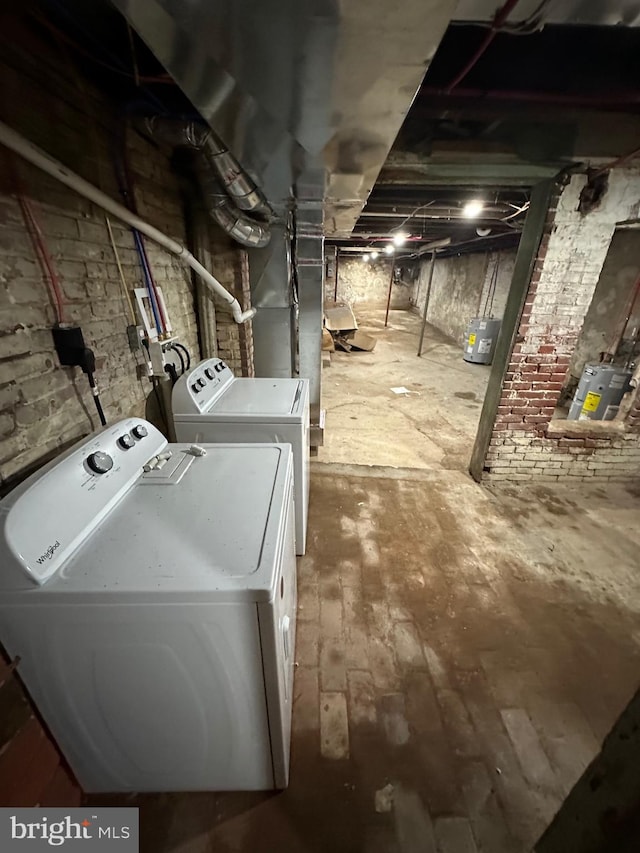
[17,194,67,324]
[171,342,191,371]
[389,201,437,236]
[87,372,107,426]
[450,0,555,35]
[164,362,179,386]
[151,377,170,434]
[592,146,640,178]
[32,8,173,86]
[445,0,523,93]
[170,343,185,376]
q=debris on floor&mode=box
[324,303,358,333]
[347,330,377,352]
[322,328,335,352]
[324,304,377,354]
[374,783,395,813]
[390,386,417,395]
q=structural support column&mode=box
[297,208,324,423]
[417,251,436,355]
[469,178,556,481]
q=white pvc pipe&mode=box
[0,121,256,324]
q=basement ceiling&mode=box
[330,1,640,256]
[24,0,640,257]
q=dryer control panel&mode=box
[172,358,235,414]
[0,418,167,588]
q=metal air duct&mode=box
[141,118,270,247]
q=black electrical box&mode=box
[52,325,91,370]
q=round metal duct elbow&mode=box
[202,144,264,212]
[140,117,270,244]
[210,200,271,248]
[201,171,270,248]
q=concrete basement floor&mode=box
[321,307,491,472]
[95,308,640,852]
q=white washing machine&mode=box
[0,418,297,793]
[172,358,310,555]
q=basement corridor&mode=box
[98,310,640,853]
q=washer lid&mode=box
[40,444,293,602]
[206,379,306,419]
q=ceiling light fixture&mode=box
[384,244,394,255]
[463,200,484,218]
[370,251,379,260]
[362,253,370,262]
[392,233,407,247]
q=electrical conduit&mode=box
[0,121,256,324]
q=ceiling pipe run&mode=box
[420,86,640,110]
[139,118,270,248]
[0,120,256,324]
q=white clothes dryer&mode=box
[172,358,310,555]
[0,418,297,793]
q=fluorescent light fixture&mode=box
[392,233,407,247]
[370,251,379,260]
[384,244,394,255]
[362,253,370,262]
[463,200,484,218]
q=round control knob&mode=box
[118,434,135,450]
[197,378,206,389]
[204,368,215,380]
[191,382,201,394]
[131,425,148,440]
[87,451,114,474]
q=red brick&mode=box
[526,355,557,365]
[524,415,551,424]
[538,345,556,354]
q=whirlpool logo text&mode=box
[36,541,60,565]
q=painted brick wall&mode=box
[328,257,413,308]
[205,229,255,376]
[484,169,640,484]
[0,17,204,489]
[413,249,516,345]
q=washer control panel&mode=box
[173,357,235,413]
[0,418,167,588]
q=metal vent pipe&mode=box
[140,118,270,248]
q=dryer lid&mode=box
[211,379,305,417]
[42,443,293,602]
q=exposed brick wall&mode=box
[205,228,254,377]
[484,169,640,484]
[328,257,412,309]
[0,15,201,489]
[412,249,516,345]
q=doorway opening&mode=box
[321,184,532,472]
